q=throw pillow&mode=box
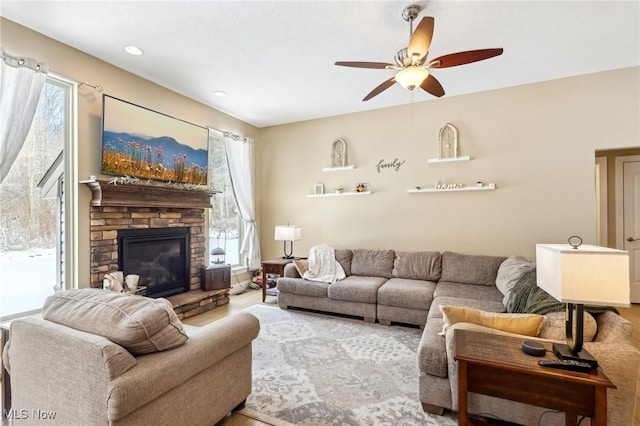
[538,311,598,342]
[293,259,309,277]
[43,289,188,355]
[496,255,535,306]
[439,305,544,337]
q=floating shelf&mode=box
[427,156,471,164]
[408,184,496,193]
[321,165,356,172]
[307,191,372,198]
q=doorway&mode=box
[615,154,640,302]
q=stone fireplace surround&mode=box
[86,180,228,318]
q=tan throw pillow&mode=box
[293,259,309,277]
[538,311,598,342]
[43,289,188,355]
[439,305,544,337]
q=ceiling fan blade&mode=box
[420,74,445,98]
[407,17,434,61]
[335,61,393,69]
[428,48,503,68]
[363,77,396,101]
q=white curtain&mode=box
[0,48,48,183]
[224,135,261,269]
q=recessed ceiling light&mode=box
[124,45,144,56]
[213,91,227,97]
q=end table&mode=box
[454,329,615,426]
[261,257,298,302]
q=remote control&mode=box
[538,359,593,372]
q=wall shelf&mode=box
[321,165,356,172]
[408,183,496,193]
[427,156,471,164]
[307,191,372,198]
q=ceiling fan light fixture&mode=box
[395,66,429,91]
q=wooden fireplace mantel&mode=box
[82,180,217,209]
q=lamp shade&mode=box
[274,225,301,242]
[536,244,630,307]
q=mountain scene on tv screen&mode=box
[102,131,207,184]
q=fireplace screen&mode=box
[118,227,190,298]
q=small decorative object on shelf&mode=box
[438,123,458,159]
[331,137,347,168]
[335,186,344,194]
[355,182,368,193]
[428,123,471,163]
[314,183,324,195]
[322,138,355,171]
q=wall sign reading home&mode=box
[101,95,209,185]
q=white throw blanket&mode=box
[303,244,346,283]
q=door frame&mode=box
[615,154,640,249]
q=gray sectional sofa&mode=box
[277,248,640,426]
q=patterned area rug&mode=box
[239,304,457,425]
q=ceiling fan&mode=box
[335,4,503,101]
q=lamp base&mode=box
[282,255,294,259]
[552,343,598,369]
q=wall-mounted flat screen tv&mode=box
[101,95,208,185]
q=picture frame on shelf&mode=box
[313,183,324,195]
[355,182,368,193]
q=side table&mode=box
[454,329,616,426]
[261,258,298,302]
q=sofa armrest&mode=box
[284,262,301,278]
[593,310,633,342]
[107,312,260,420]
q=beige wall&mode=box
[1,18,259,286]
[259,67,640,260]
[4,17,639,277]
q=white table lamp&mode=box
[275,225,301,259]
[536,238,630,368]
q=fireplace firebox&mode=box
[118,227,190,298]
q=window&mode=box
[208,132,242,267]
[0,76,75,320]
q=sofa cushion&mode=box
[420,297,505,378]
[439,305,544,337]
[327,275,387,303]
[428,296,506,320]
[42,289,188,355]
[392,251,442,281]
[538,311,598,342]
[277,277,329,298]
[440,252,506,286]
[377,278,437,310]
[433,282,504,303]
[495,256,535,305]
[350,249,395,278]
[335,249,353,276]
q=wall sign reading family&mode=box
[376,158,406,173]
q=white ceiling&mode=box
[2,1,639,128]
